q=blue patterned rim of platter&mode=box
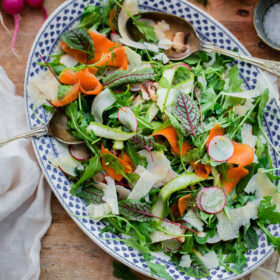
[24,0,280,279]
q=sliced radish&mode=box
[68,144,90,162]
[172,63,191,71]
[118,107,138,132]
[208,135,234,162]
[130,84,141,92]
[110,32,120,43]
[197,187,226,214]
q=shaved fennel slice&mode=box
[91,88,116,123]
[221,86,262,99]
[139,150,177,187]
[127,166,159,200]
[150,221,185,243]
[124,46,142,71]
[118,0,159,52]
[103,176,119,215]
[87,122,136,140]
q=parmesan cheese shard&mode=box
[183,209,204,231]
[127,166,159,200]
[102,176,119,215]
[245,168,280,211]
[28,70,59,107]
[216,199,260,241]
[60,54,78,67]
[200,251,219,269]
[179,254,192,268]
[86,203,111,220]
[139,150,177,187]
[150,221,185,243]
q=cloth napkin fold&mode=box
[0,66,51,280]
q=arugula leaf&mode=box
[145,259,172,280]
[227,65,243,92]
[184,148,202,162]
[79,5,102,29]
[61,27,95,59]
[258,196,280,224]
[132,16,158,43]
[66,101,95,142]
[244,225,258,249]
[126,142,147,168]
[70,155,102,195]
[180,234,194,253]
[112,261,138,280]
[172,66,191,85]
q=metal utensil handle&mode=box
[201,41,280,77]
[0,126,48,148]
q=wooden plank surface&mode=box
[0,0,279,279]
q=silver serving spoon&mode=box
[126,12,280,76]
[0,110,82,148]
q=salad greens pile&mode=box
[32,0,280,279]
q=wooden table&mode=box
[0,0,279,279]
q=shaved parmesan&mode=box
[200,251,219,269]
[139,150,177,187]
[150,221,185,243]
[116,185,131,200]
[217,199,260,241]
[183,209,204,231]
[179,254,192,268]
[128,166,159,200]
[234,99,254,116]
[102,176,119,215]
[241,123,258,163]
[60,54,78,67]
[245,169,280,210]
[91,88,116,123]
[86,203,111,219]
[28,70,59,106]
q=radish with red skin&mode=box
[196,187,226,214]
[118,107,138,132]
[172,63,191,71]
[2,0,24,57]
[109,32,120,43]
[68,144,90,162]
[25,0,48,20]
[207,135,234,162]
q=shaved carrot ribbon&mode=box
[178,194,192,216]
[190,161,211,179]
[101,146,132,182]
[153,126,191,156]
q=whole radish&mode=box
[2,0,25,57]
[25,0,48,20]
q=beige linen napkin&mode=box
[0,66,51,280]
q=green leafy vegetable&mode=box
[177,254,210,278]
[70,155,102,195]
[61,27,95,59]
[132,16,158,43]
[173,92,199,136]
[79,6,102,29]
[77,185,104,204]
[57,84,72,100]
[119,200,152,222]
[112,261,138,280]
[103,68,155,89]
[258,196,280,224]
[244,225,258,249]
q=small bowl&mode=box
[253,0,280,51]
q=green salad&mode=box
[29,0,280,278]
